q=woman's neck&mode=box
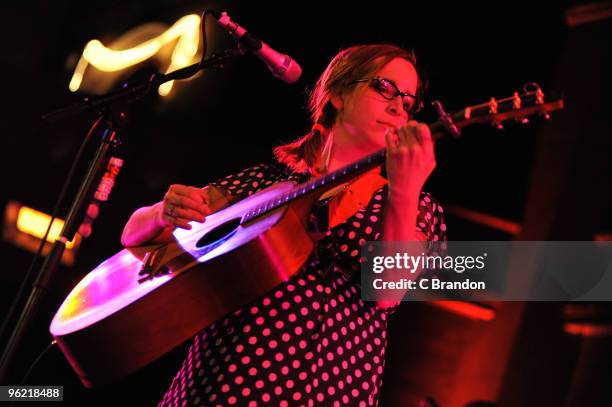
[326,125,376,173]
[318,125,386,191]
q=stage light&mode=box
[69,14,202,97]
[3,201,81,266]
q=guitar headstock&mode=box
[454,82,564,130]
[431,83,565,139]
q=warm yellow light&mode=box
[158,81,173,96]
[70,14,201,96]
[16,206,76,249]
[68,72,83,92]
[82,39,162,72]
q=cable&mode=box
[7,340,58,407]
[0,116,104,347]
[17,340,57,386]
[198,9,215,68]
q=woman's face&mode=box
[333,57,419,154]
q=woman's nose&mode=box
[386,96,406,117]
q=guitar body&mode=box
[50,181,317,387]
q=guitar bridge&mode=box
[138,247,172,283]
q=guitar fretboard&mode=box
[240,148,387,224]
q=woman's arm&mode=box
[121,185,232,247]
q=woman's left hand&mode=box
[385,120,436,201]
[378,121,433,310]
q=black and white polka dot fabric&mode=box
[158,160,447,407]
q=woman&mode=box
[121,43,446,406]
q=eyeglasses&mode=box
[353,76,423,114]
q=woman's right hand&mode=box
[157,185,230,230]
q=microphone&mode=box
[213,11,302,84]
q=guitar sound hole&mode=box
[195,218,242,249]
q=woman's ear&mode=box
[330,93,343,111]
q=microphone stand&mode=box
[0,47,247,383]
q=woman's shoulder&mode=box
[208,158,310,200]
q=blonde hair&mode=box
[274,43,421,174]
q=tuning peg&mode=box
[540,112,551,120]
[489,97,498,115]
[493,121,504,130]
[512,92,522,110]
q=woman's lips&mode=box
[376,121,398,130]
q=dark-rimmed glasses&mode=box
[353,76,423,114]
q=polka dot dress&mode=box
[158,160,447,406]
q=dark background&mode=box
[1,0,611,406]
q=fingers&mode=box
[170,196,209,219]
[164,185,210,216]
[160,211,193,230]
[397,120,419,148]
[161,184,212,229]
[156,201,193,230]
[416,122,431,144]
[417,122,433,152]
[169,204,206,223]
[170,185,209,213]
[385,121,436,192]
[385,128,395,153]
[395,121,432,148]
